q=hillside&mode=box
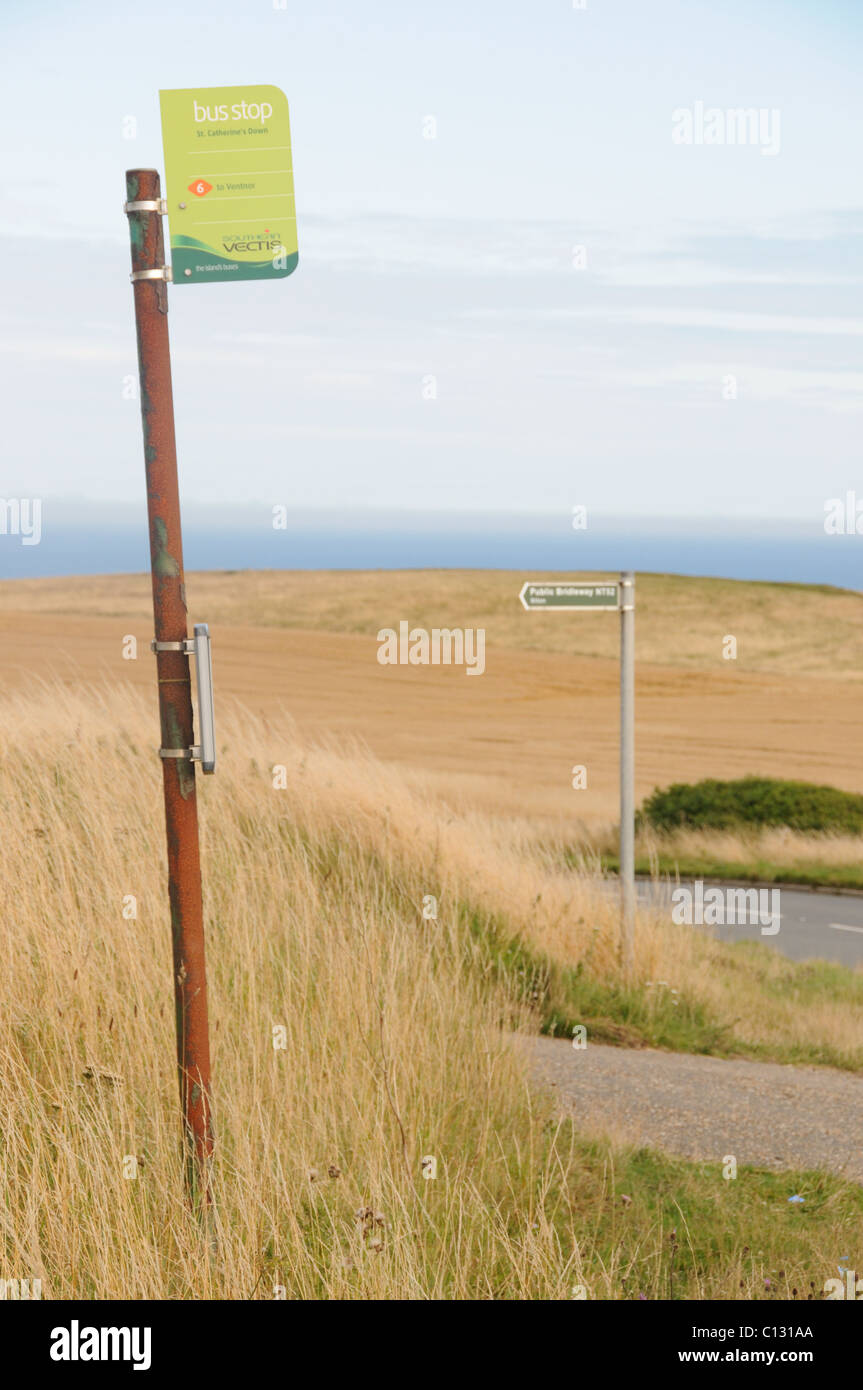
[1,569,861,675]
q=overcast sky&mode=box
[2,0,861,529]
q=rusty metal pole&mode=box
[124,168,214,1211]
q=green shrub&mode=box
[638,776,863,835]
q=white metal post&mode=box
[619,572,635,975]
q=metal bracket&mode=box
[159,747,201,762]
[124,198,168,215]
[131,266,173,284]
[151,624,216,774]
[151,638,194,654]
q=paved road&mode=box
[627,878,863,967]
[525,1035,863,1181]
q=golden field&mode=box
[0,569,861,827]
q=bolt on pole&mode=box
[619,571,636,977]
[125,168,214,1210]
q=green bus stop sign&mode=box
[159,84,298,285]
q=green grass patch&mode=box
[602,852,863,893]
[462,905,863,1072]
[464,903,736,1053]
[556,1127,863,1299]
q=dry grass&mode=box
[563,820,863,891]
[1,683,559,1298]
[641,825,863,870]
[568,820,863,873]
[2,681,862,1299]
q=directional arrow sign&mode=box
[519,581,620,611]
[518,572,635,976]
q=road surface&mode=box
[629,878,863,968]
[525,1035,863,1181]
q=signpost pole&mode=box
[125,168,214,1213]
[619,572,635,976]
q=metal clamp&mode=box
[151,624,216,774]
[124,198,167,215]
[131,266,173,284]
[151,638,194,654]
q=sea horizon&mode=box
[0,515,859,590]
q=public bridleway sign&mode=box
[519,581,620,611]
[519,574,635,974]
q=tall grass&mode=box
[1,683,861,1299]
[573,818,863,891]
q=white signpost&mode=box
[519,581,621,611]
[519,573,635,974]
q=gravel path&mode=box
[524,1036,863,1182]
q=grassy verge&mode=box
[470,905,863,1070]
[568,820,863,892]
[552,1131,863,1300]
[604,852,863,892]
[2,682,862,1298]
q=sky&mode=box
[1,0,861,561]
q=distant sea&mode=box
[0,517,860,590]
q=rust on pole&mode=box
[124,168,214,1209]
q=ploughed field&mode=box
[0,569,860,827]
